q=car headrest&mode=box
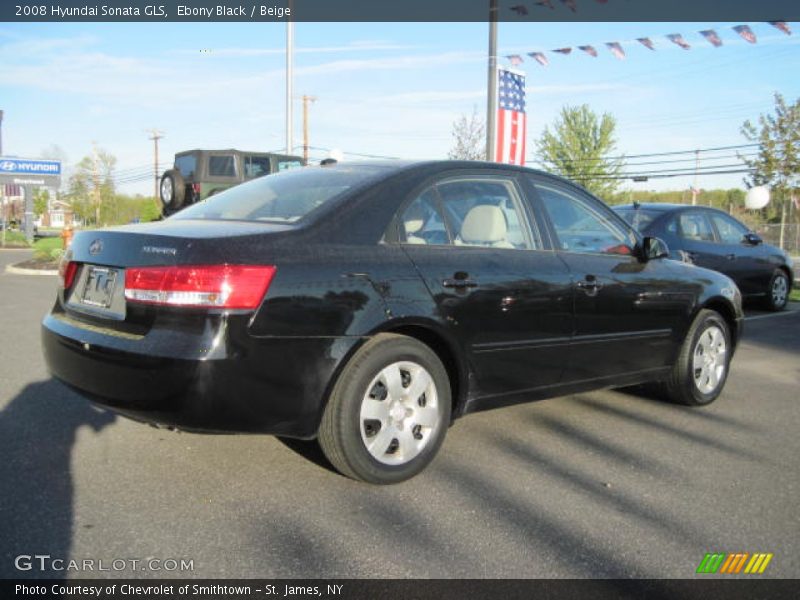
[460,205,508,244]
[404,202,427,234]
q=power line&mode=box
[529,143,761,163]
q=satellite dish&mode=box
[744,186,770,209]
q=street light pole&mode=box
[485,0,498,162]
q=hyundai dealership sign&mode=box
[0,157,61,187]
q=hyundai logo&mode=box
[0,160,16,171]
[88,239,103,255]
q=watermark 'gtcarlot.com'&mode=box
[14,555,194,573]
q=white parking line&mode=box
[745,308,800,321]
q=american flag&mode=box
[700,29,723,47]
[733,25,757,44]
[495,68,526,166]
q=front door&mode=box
[528,176,690,383]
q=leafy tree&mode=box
[740,93,800,222]
[65,148,117,226]
[448,108,485,161]
[535,104,624,199]
[32,188,49,218]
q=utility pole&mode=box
[146,129,164,208]
[0,109,4,156]
[286,5,294,156]
[91,142,101,227]
[302,95,317,165]
[691,149,700,205]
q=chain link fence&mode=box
[754,223,800,256]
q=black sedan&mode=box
[614,203,794,311]
[43,162,743,484]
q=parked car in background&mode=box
[159,149,303,216]
[614,203,794,311]
[44,162,743,484]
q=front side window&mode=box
[709,213,748,244]
[534,181,632,255]
[679,212,715,242]
[208,155,236,177]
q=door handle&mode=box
[576,275,603,296]
[725,254,736,261]
[442,278,478,289]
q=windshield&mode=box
[615,208,660,231]
[173,166,382,223]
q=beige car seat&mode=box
[458,205,514,249]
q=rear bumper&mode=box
[41,312,363,438]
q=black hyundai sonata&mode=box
[43,161,743,484]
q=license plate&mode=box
[80,266,119,309]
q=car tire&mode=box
[318,333,451,484]
[662,309,731,406]
[160,170,186,215]
[763,269,789,312]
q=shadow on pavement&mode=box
[0,379,115,578]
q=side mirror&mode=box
[642,236,670,261]
[743,232,762,245]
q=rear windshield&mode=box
[615,208,660,231]
[172,166,381,223]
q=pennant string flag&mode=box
[769,21,791,36]
[637,37,656,50]
[495,68,527,166]
[528,52,549,66]
[667,33,691,50]
[560,0,577,12]
[510,4,528,16]
[733,24,757,44]
[606,42,626,60]
[535,0,555,9]
[699,30,723,47]
[503,23,780,69]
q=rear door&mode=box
[528,176,689,382]
[676,210,724,272]
[395,172,573,398]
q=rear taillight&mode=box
[58,260,78,290]
[192,183,201,194]
[124,265,276,309]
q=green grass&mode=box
[790,288,800,303]
[32,236,64,262]
[1,230,31,247]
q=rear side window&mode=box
[398,178,536,250]
[616,208,659,231]
[173,167,381,223]
[244,155,271,178]
[679,212,715,242]
[208,155,236,177]
[175,155,196,179]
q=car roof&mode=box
[613,203,686,212]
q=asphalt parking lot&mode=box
[0,249,798,580]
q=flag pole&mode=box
[485,0,498,162]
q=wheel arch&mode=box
[699,296,741,347]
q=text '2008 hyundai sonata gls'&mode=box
[42,161,743,484]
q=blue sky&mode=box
[1,21,798,194]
